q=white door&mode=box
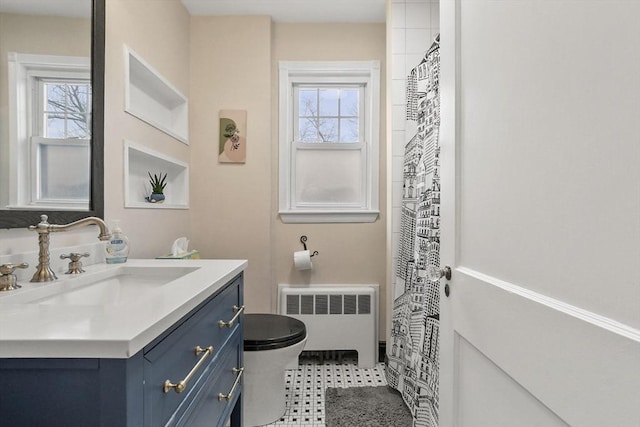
[438,1,640,426]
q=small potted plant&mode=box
[146,172,167,203]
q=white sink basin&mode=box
[0,258,248,359]
[0,265,199,306]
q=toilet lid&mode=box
[244,314,306,351]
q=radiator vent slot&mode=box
[330,295,342,314]
[315,295,328,314]
[358,294,371,314]
[301,295,314,315]
[344,295,357,314]
[286,294,299,314]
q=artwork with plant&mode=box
[148,172,167,194]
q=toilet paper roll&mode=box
[293,250,313,271]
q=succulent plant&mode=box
[148,172,167,194]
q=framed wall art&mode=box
[219,109,247,163]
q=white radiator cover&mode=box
[278,284,378,368]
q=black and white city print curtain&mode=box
[387,36,441,427]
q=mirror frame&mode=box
[0,0,105,229]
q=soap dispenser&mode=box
[105,220,130,264]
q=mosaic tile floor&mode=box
[263,352,388,427]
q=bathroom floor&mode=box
[264,352,388,427]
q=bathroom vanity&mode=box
[0,259,247,427]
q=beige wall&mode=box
[189,16,273,313]
[103,0,191,258]
[271,24,388,339]
[189,19,388,339]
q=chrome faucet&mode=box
[28,214,111,282]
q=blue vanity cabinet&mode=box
[0,273,244,427]
[144,273,244,427]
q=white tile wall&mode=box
[391,80,406,106]
[392,131,406,157]
[405,3,430,29]
[391,3,406,28]
[391,156,405,182]
[406,29,431,53]
[391,106,406,131]
[430,1,440,28]
[391,206,402,235]
[391,54,406,79]
[391,29,406,54]
[389,0,439,296]
[391,184,403,208]
[404,52,424,74]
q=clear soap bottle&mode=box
[105,220,130,264]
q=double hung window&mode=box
[279,61,380,223]
[32,77,92,204]
[7,53,91,209]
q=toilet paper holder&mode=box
[300,236,319,257]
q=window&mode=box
[38,79,92,140]
[7,53,91,209]
[32,78,92,204]
[279,61,380,223]
[296,86,362,143]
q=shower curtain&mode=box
[387,36,440,427]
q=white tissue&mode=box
[171,237,190,256]
[294,250,313,270]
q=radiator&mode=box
[278,284,378,368]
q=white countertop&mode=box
[0,259,247,359]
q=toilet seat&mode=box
[244,314,306,351]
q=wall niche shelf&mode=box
[124,46,189,144]
[124,141,189,209]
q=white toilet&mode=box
[243,313,307,426]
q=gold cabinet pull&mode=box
[217,367,244,401]
[163,345,214,394]
[218,305,245,328]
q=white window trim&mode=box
[7,52,90,210]
[278,61,380,223]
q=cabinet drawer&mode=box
[143,277,242,427]
[173,333,243,427]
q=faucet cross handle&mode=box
[60,252,90,262]
[0,262,29,291]
[0,262,29,275]
[60,252,90,275]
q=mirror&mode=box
[0,0,104,228]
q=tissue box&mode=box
[156,250,200,260]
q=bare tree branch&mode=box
[45,83,91,138]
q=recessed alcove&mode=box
[124,46,189,144]
[124,141,189,209]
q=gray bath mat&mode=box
[325,386,413,427]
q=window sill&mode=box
[279,210,379,224]
[5,204,90,211]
